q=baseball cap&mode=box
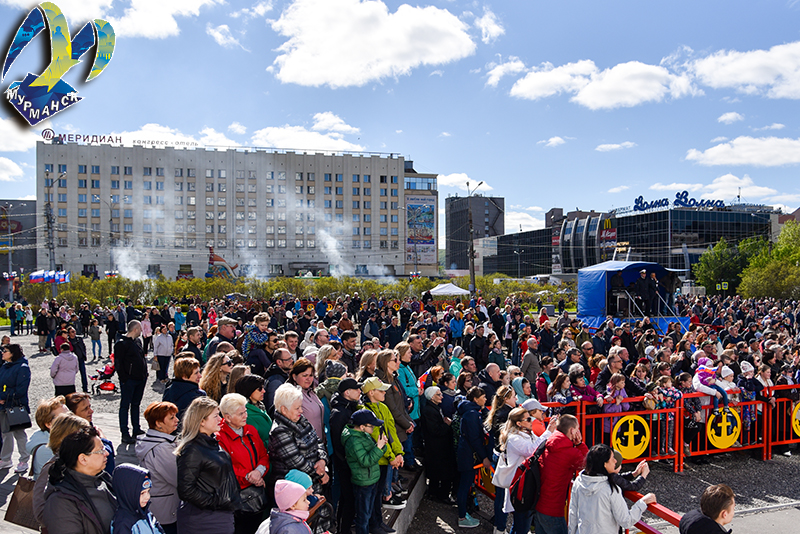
[361,377,390,394]
[338,377,361,393]
[352,409,384,427]
[217,317,238,326]
[521,398,546,412]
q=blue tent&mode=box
[576,260,689,332]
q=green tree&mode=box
[692,237,767,294]
[739,221,800,299]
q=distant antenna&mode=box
[737,187,741,202]
[520,224,522,232]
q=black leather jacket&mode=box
[176,433,241,512]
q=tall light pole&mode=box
[44,172,64,297]
[102,195,117,272]
[514,249,525,278]
[467,180,484,296]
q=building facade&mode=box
[36,141,438,279]
[481,192,780,278]
[445,195,504,270]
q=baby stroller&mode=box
[91,354,117,395]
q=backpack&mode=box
[508,439,547,512]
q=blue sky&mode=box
[2,0,800,245]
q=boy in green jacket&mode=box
[342,409,389,534]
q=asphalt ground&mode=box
[2,331,799,533]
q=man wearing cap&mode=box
[204,316,238,359]
[635,269,650,315]
[330,378,364,534]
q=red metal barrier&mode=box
[765,384,800,456]
[623,490,683,534]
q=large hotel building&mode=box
[36,140,438,279]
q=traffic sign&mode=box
[722,282,729,290]
[706,408,741,449]
[612,414,651,460]
[716,284,721,291]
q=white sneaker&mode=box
[493,528,507,534]
[783,450,792,457]
[0,460,13,469]
[14,462,28,473]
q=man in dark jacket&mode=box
[340,331,359,373]
[204,316,238,358]
[476,363,502,403]
[114,320,147,444]
[264,348,294,409]
[68,327,88,393]
[408,334,444,377]
[679,484,735,534]
[538,321,555,356]
[329,379,362,534]
[385,316,404,349]
[469,324,488,369]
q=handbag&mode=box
[4,397,32,432]
[4,444,44,529]
[491,450,517,489]
[238,484,266,514]
[151,357,160,371]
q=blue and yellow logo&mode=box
[2,2,115,125]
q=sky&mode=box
[2,0,800,247]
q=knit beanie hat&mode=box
[285,469,313,490]
[325,360,347,378]
[275,480,307,512]
[235,374,265,400]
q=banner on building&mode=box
[405,195,436,265]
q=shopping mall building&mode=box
[480,192,780,278]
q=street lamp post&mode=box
[102,195,117,272]
[467,180,484,296]
[514,249,525,278]
[44,172,64,297]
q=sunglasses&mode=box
[223,360,233,366]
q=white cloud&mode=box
[509,204,544,211]
[510,60,596,100]
[206,23,244,48]
[197,127,240,146]
[430,70,443,77]
[766,193,800,204]
[607,185,629,193]
[689,41,800,99]
[506,211,545,232]
[0,157,23,182]
[710,136,728,143]
[537,136,565,147]
[437,173,493,192]
[595,141,636,152]
[269,0,476,88]
[474,7,504,44]
[485,57,526,87]
[228,122,247,135]
[700,173,776,199]
[439,132,452,138]
[717,111,744,124]
[311,112,360,135]
[686,136,800,166]
[0,117,40,152]
[109,0,222,39]
[229,0,273,18]
[16,194,36,201]
[250,126,363,152]
[510,59,698,109]
[395,130,403,134]
[754,123,785,131]
[109,123,239,147]
[650,182,703,192]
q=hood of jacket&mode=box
[457,399,480,417]
[163,378,202,402]
[265,363,290,381]
[111,464,150,534]
[135,428,176,460]
[317,378,341,397]
[269,508,311,534]
[572,471,611,497]
[476,368,499,387]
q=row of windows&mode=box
[62,236,400,251]
[46,165,402,184]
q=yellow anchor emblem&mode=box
[791,402,800,438]
[612,415,651,460]
[706,408,741,449]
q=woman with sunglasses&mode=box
[200,352,235,403]
[497,407,558,534]
[235,374,273,449]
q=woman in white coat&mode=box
[568,444,656,534]
[153,325,175,383]
[495,406,558,534]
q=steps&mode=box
[383,466,426,534]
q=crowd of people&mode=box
[3,289,794,533]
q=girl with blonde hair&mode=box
[199,352,234,403]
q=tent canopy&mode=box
[429,282,470,296]
[577,261,672,319]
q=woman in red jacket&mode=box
[217,393,270,534]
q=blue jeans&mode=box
[457,469,474,519]
[709,384,729,409]
[512,510,533,534]
[371,465,389,529]
[91,339,102,359]
[534,512,568,534]
[157,355,171,381]
[353,483,378,534]
[119,379,145,438]
[402,434,416,466]
[46,329,55,349]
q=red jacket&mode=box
[217,420,269,489]
[535,430,588,517]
